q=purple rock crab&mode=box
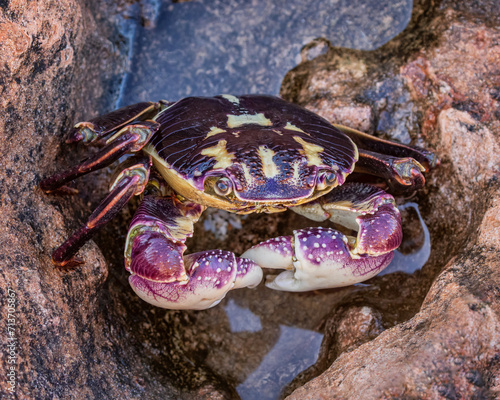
[40,95,438,309]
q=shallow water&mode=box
[236,326,323,400]
[220,299,323,399]
[118,0,413,105]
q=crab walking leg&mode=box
[332,124,440,172]
[66,101,164,144]
[51,155,152,268]
[125,195,263,310]
[356,149,426,194]
[241,183,402,291]
[40,121,159,193]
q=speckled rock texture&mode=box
[0,0,233,399]
[281,0,500,398]
[1,0,499,399]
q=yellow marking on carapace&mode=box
[241,163,255,186]
[144,144,233,210]
[232,131,240,138]
[291,159,302,183]
[227,113,272,128]
[293,136,324,166]
[205,126,226,139]
[258,146,279,178]
[200,140,235,169]
[221,94,240,104]
[284,122,306,133]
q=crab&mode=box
[40,95,438,310]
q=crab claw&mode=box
[129,249,262,310]
[241,186,402,291]
[241,227,394,291]
[125,195,262,310]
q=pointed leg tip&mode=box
[52,256,84,269]
[41,185,79,196]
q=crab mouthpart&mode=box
[224,164,343,207]
[233,177,317,202]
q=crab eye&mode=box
[214,177,233,196]
[316,170,337,191]
[325,172,337,185]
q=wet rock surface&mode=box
[0,0,499,399]
[120,0,413,103]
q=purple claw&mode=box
[129,250,262,310]
[242,227,394,292]
[241,185,402,292]
[125,195,263,309]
